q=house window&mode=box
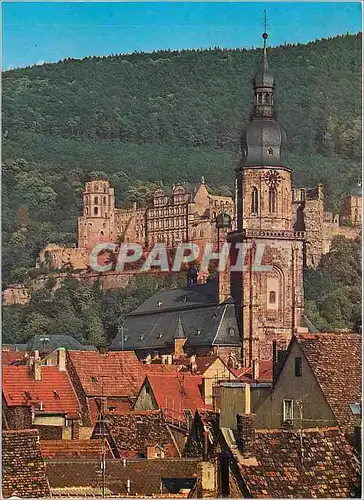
[269,187,277,213]
[251,187,258,214]
[295,357,302,377]
[146,386,150,394]
[283,399,293,422]
[269,291,276,304]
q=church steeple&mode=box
[241,19,286,168]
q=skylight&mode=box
[349,403,361,415]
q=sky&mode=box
[2,2,362,70]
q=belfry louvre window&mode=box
[283,399,293,423]
[251,187,258,214]
[269,187,277,213]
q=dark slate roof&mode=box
[3,429,50,498]
[9,334,96,352]
[231,427,360,498]
[45,458,201,496]
[295,333,362,434]
[110,281,241,351]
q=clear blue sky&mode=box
[2,2,362,70]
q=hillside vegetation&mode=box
[2,33,362,285]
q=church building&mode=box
[228,31,306,366]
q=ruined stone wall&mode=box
[323,223,361,253]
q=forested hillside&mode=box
[2,33,362,284]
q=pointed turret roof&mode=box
[174,316,186,340]
[254,32,274,88]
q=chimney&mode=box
[174,338,187,359]
[58,348,66,371]
[144,354,152,364]
[166,354,173,365]
[146,446,156,459]
[252,359,259,381]
[33,350,41,381]
[202,376,213,405]
[236,413,256,457]
[197,462,216,497]
[190,355,197,372]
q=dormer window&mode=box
[196,329,202,336]
[139,334,145,341]
[267,148,274,156]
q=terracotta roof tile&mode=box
[101,410,179,457]
[40,438,111,459]
[232,360,273,383]
[46,458,201,496]
[2,365,81,418]
[3,429,50,498]
[295,333,362,433]
[68,350,145,398]
[145,373,212,423]
[234,427,360,498]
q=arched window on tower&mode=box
[265,93,270,104]
[94,207,98,216]
[251,187,258,214]
[269,187,277,213]
[258,94,263,104]
[94,196,99,205]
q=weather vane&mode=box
[263,10,268,45]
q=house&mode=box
[254,333,362,443]
[92,409,181,458]
[183,409,220,459]
[45,458,216,497]
[175,355,237,381]
[110,280,241,362]
[3,429,50,498]
[2,350,82,439]
[134,373,214,426]
[40,438,111,460]
[219,415,361,498]
[4,333,96,353]
[66,349,146,433]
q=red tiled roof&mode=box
[232,360,273,383]
[88,398,133,424]
[2,350,27,365]
[174,356,225,374]
[68,350,145,398]
[2,365,80,418]
[295,333,362,433]
[234,427,360,498]
[3,429,50,498]
[144,364,181,373]
[145,373,212,421]
[40,439,111,459]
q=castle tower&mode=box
[78,180,117,250]
[229,29,306,366]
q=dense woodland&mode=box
[2,33,362,338]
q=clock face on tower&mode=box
[263,169,281,188]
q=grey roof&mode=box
[174,316,187,339]
[254,43,274,88]
[9,334,96,352]
[110,281,241,351]
[242,118,287,167]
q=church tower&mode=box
[229,29,306,366]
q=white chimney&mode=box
[202,376,213,405]
[252,359,259,381]
[126,479,131,494]
[190,355,197,372]
[58,348,66,371]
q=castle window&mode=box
[94,184,99,191]
[269,187,277,213]
[200,230,204,238]
[85,207,89,215]
[94,196,99,204]
[103,197,106,204]
[94,207,98,215]
[251,187,258,214]
[269,291,276,304]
